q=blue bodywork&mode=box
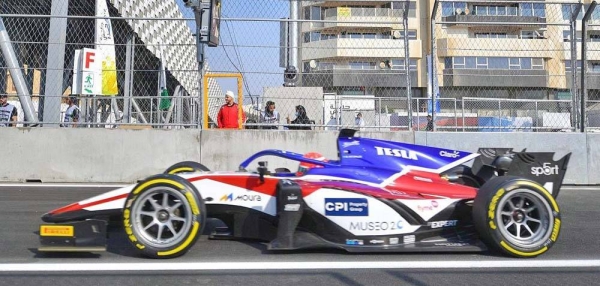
[238,129,477,185]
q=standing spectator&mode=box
[62,96,80,128]
[425,115,433,131]
[217,90,246,129]
[0,94,17,127]
[355,112,365,130]
[285,105,312,130]
[260,100,280,129]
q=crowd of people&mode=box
[216,90,316,130]
[3,90,436,131]
[1,94,80,128]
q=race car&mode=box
[37,129,571,259]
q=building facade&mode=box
[297,0,600,103]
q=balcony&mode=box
[442,14,546,28]
[567,72,600,89]
[442,69,548,87]
[562,42,600,60]
[302,38,422,60]
[302,69,418,88]
[437,38,555,59]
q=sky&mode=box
[175,0,290,105]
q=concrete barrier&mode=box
[0,127,592,185]
[199,130,414,172]
[0,128,201,183]
[424,132,586,185]
[586,133,600,185]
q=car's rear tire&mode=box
[122,174,206,259]
[164,161,210,175]
[473,176,560,258]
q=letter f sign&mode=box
[84,51,95,69]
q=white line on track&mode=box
[1,260,599,272]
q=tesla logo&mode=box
[375,146,418,160]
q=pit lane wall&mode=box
[0,128,597,185]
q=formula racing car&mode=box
[37,129,570,259]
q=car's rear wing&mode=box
[471,148,571,198]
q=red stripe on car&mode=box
[49,193,129,214]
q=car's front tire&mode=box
[473,176,561,258]
[122,174,206,259]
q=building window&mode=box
[520,3,545,17]
[390,59,417,71]
[475,32,509,38]
[476,57,487,69]
[391,1,417,18]
[453,57,465,69]
[399,30,417,40]
[590,34,600,42]
[450,57,544,70]
[532,58,544,70]
[509,58,520,69]
[562,4,583,20]
[489,57,509,69]
[565,60,582,72]
[349,62,376,70]
[563,30,582,42]
[311,32,321,42]
[521,31,535,39]
[442,2,466,17]
[471,4,544,17]
[560,4,600,20]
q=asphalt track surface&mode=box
[0,183,599,286]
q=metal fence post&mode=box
[570,3,582,131]
[461,97,465,132]
[535,101,539,131]
[430,0,439,132]
[403,0,412,131]
[43,0,69,126]
[0,16,37,124]
[582,1,597,132]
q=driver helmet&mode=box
[297,152,327,176]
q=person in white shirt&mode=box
[260,100,280,129]
[355,112,365,130]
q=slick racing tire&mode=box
[164,161,210,175]
[473,176,561,258]
[123,174,206,259]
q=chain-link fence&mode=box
[1,0,600,132]
[432,0,600,132]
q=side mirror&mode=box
[257,161,268,183]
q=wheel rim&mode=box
[496,188,553,249]
[131,186,193,249]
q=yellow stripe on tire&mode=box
[133,179,185,195]
[168,167,194,174]
[500,241,548,257]
[157,221,200,256]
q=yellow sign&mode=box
[338,7,351,17]
[40,225,74,237]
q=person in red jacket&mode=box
[217,90,246,128]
